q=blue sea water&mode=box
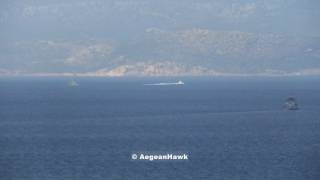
[0,77,320,180]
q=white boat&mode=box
[176,80,184,85]
[144,80,184,86]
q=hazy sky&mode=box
[1,0,320,76]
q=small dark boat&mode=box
[284,97,299,110]
[69,79,79,87]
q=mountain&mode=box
[0,0,320,76]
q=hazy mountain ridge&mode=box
[1,28,319,76]
[1,0,320,76]
[87,62,220,77]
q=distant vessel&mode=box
[69,79,79,87]
[176,80,184,85]
[144,80,185,86]
[284,97,298,110]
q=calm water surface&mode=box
[0,77,320,180]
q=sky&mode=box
[0,0,320,76]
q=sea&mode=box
[0,76,319,180]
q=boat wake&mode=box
[144,80,184,86]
